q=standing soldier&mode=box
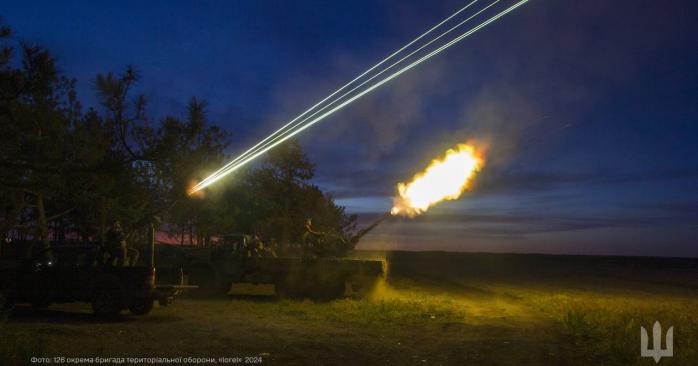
[302,219,327,256]
[104,221,127,266]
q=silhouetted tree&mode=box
[0,20,356,255]
[219,139,356,250]
[0,23,82,248]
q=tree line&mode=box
[0,21,356,252]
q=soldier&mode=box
[104,221,127,266]
[247,235,263,257]
[259,237,277,258]
[302,219,322,252]
[304,219,337,257]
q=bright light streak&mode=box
[197,0,499,188]
[189,0,481,192]
[190,0,530,194]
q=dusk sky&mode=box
[3,0,697,256]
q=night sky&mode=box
[4,0,697,256]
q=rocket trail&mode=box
[190,0,531,194]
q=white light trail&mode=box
[200,0,500,185]
[190,0,481,192]
[190,0,530,194]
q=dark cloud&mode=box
[358,211,654,235]
[473,167,698,195]
[625,201,698,218]
[322,166,698,200]
[356,210,698,257]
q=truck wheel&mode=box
[128,299,154,315]
[91,287,121,317]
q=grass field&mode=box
[2,251,697,365]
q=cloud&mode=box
[452,84,547,168]
[354,209,698,257]
[473,167,698,195]
[324,165,698,201]
[250,0,698,258]
[357,211,653,235]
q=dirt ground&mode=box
[2,251,697,365]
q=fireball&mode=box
[391,143,485,217]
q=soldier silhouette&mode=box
[104,221,127,266]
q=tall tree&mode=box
[0,22,82,248]
[155,99,231,246]
[0,20,356,256]
[219,139,356,250]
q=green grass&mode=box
[525,292,698,365]
[274,286,467,326]
[1,251,697,365]
[0,324,48,366]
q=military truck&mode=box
[157,216,389,300]
[0,242,193,317]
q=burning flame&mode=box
[391,143,485,217]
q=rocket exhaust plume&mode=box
[391,143,485,217]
